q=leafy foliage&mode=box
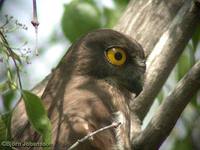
[0,115,7,149]
[22,90,52,148]
[192,25,200,52]
[0,16,52,149]
[61,0,102,42]
[61,0,129,42]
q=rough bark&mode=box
[115,0,189,56]
[12,0,200,149]
[130,0,200,121]
[132,61,200,149]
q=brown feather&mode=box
[12,29,145,150]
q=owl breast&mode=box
[60,76,132,150]
[102,79,131,150]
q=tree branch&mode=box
[130,0,200,121]
[132,60,200,150]
[115,0,189,56]
[68,122,121,150]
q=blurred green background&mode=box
[0,0,200,149]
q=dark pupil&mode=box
[114,52,122,60]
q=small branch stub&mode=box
[31,0,39,56]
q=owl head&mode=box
[62,29,146,95]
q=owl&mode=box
[13,29,145,150]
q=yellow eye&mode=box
[105,47,127,66]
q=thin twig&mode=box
[0,15,9,29]
[0,31,23,115]
[0,31,22,90]
[68,122,121,150]
[11,146,20,150]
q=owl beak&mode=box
[120,78,143,96]
[135,57,146,69]
[129,79,143,96]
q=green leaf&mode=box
[157,89,164,103]
[0,113,12,150]
[177,48,193,80]
[172,135,193,150]
[22,90,52,148]
[0,116,7,145]
[1,112,12,141]
[61,0,102,42]
[2,90,19,111]
[1,90,20,144]
[6,69,13,83]
[114,0,130,7]
[190,94,200,113]
[5,69,16,90]
[0,82,9,93]
[11,51,22,64]
[103,0,129,28]
[192,25,200,52]
[103,7,119,28]
[0,40,21,64]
